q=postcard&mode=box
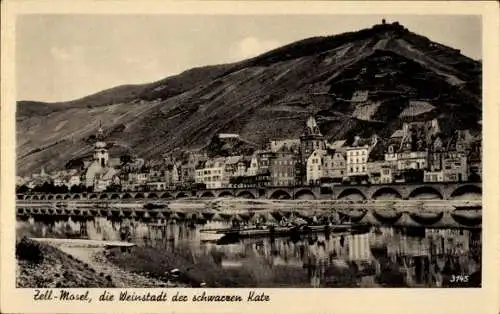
[1,1,499,313]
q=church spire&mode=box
[97,120,104,141]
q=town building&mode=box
[196,157,226,189]
[269,139,300,153]
[345,135,378,182]
[322,149,346,183]
[423,170,444,183]
[247,154,259,177]
[180,152,207,184]
[269,151,297,187]
[93,168,119,192]
[467,139,482,181]
[235,156,251,177]
[367,161,385,184]
[380,165,394,184]
[306,149,326,185]
[223,156,242,187]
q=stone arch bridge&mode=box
[17,182,481,202]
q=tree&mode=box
[16,185,30,194]
[468,171,481,182]
[104,184,122,192]
[36,182,56,194]
[120,154,133,165]
[70,184,85,193]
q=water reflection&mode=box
[17,215,481,288]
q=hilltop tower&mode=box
[94,121,108,168]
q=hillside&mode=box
[16,22,482,176]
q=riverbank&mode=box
[16,237,176,288]
[16,237,115,288]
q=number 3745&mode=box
[450,274,469,283]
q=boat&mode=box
[199,231,226,242]
[202,223,355,238]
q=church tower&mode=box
[299,115,326,184]
[94,121,108,168]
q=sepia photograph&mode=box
[13,13,485,290]
[2,2,499,313]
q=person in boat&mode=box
[231,219,241,229]
[312,215,318,226]
[330,211,340,225]
[280,216,288,227]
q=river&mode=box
[16,210,481,288]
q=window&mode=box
[350,167,353,173]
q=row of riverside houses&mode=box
[17,115,482,194]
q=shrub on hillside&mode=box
[16,237,44,264]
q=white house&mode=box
[198,157,226,189]
[67,175,81,188]
[346,146,369,177]
[424,170,444,183]
[345,135,378,178]
[306,149,326,185]
[247,155,259,176]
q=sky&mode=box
[16,14,481,102]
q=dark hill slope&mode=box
[16,22,481,176]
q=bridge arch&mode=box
[200,191,215,198]
[294,189,316,200]
[16,194,23,200]
[99,193,108,199]
[122,193,132,199]
[337,188,366,201]
[450,185,482,200]
[371,187,403,200]
[89,194,98,199]
[148,193,159,199]
[135,193,145,199]
[72,194,81,199]
[408,186,443,200]
[64,194,72,200]
[32,195,40,200]
[39,194,47,200]
[47,195,54,200]
[55,194,63,200]
[110,193,121,200]
[160,192,173,199]
[236,191,256,199]
[270,189,292,200]
[218,191,233,198]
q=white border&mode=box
[1,1,499,314]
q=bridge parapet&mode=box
[16,182,481,202]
